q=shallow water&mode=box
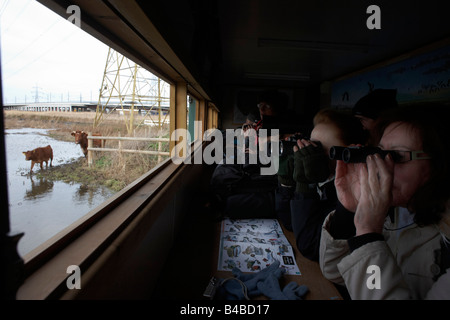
[5,128,114,256]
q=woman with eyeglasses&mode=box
[319,103,450,299]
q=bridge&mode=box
[2,102,170,114]
[2,102,96,112]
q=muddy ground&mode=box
[4,110,170,191]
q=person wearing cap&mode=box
[242,89,288,132]
[352,89,398,146]
[241,89,289,161]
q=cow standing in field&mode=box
[22,145,53,174]
[71,130,104,158]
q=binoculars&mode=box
[279,134,304,156]
[329,146,399,163]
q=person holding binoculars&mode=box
[276,108,367,264]
[320,103,450,299]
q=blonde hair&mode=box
[312,108,366,145]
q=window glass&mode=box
[1,0,170,256]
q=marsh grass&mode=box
[4,110,170,192]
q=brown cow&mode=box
[22,145,53,174]
[71,130,104,157]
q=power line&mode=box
[1,0,32,33]
[0,0,11,18]
[3,18,62,67]
[3,28,78,80]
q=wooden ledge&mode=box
[17,158,181,299]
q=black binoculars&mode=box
[279,134,304,156]
[329,146,399,163]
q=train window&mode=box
[1,0,171,259]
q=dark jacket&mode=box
[290,178,337,261]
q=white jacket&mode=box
[319,207,450,299]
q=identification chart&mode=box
[218,218,301,275]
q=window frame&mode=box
[1,0,216,299]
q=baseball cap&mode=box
[352,89,398,119]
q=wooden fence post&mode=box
[88,132,93,167]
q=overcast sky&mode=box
[1,0,110,104]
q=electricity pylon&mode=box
[93,48,170,134]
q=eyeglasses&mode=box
[388,150,431,163]
[328,146,431,164]
[257,103,271,109]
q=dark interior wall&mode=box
[136,0,223,102]
[69,163,206,299]
[217,84,322,130]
